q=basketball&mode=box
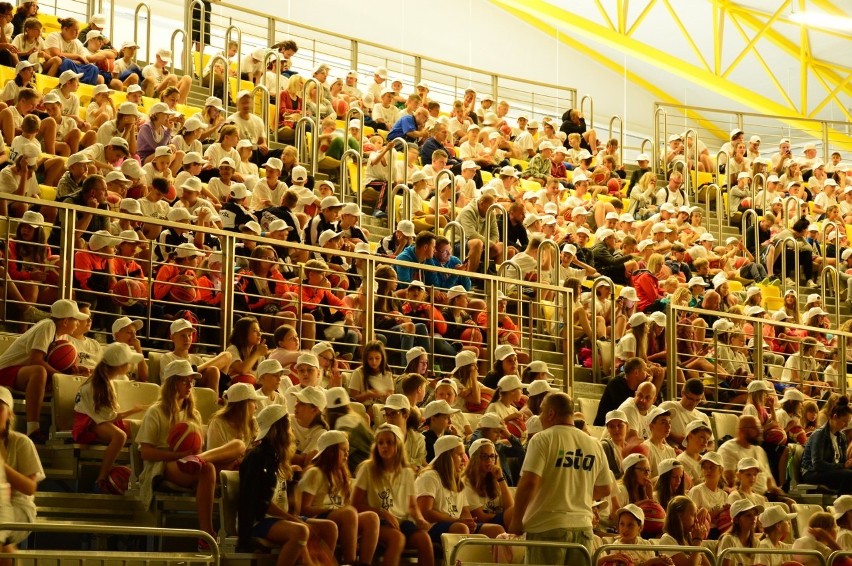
[506,419,526,439]
[167,422,203,454]
[106,465,132,495]
[113,279,148,307]
[165,184,177,202]
[607,178,621,193]
[47,340,78,373]
[465,391,492,414]
[716,506,733,534]
[788,425,807,445]
[229,375,257,386]
[638,500,666,538]
[763,425,787,446]
[170,284,197,304]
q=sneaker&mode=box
[27,429,48,445]
[372,210,387,219]
[177,455,205,475]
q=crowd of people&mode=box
[0,5,851,565]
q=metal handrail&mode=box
[339,149,362,211]
[580,95,594,131]
[434,169,456,220]
[249,84,271,136]
[133,3,151,65]
[751,172,766,210]
[683,127,698,199]
[497,259,522,306]
[184,0,207,74]
[822,221,841,268]
[590,275,617,382]
[653,106,667,177]
[388,184,412,230]
[608,115,624,168]
[741,209,760,259]
[450,538,592,566]
[537,239,562,359]
[169,29,186,75]
[294,115,318,173]
[595,544,716,566]
[0,522,220,565]
[715,149,729,187]
[223,25,242,112]
[484,202,509,273]
[386,137,409,189]
[703,183,724,244]
[300,76,323,173]
[819,264,841,330]
[782,195,799,227]
[206,54,230,117]
[719,546,824,566]
[343,106,365,156]
[443,221,466,263]
[262,49,283,143]
[639,137,652,156]
[778,235,800,298]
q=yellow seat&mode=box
[39,185,56,201]
[760,285,781,298]
[347,161,361,193]
[35,73,59,95]
[480,170,493,184]
[76,82,94,100]
[519,178,540,192]
[37,13,60,35]
[764,296,784,311]
[509,158,528,172]
[727,280,744,293]
[0,66,14,86]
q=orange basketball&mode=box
[107,465,132,495]
[165,184,177,202]
[607,178,621,193]
[638,500,666,538]
[506,419,526,438]
[113,278,148,307]
[47,340,77,372]
[169,284,197,303]
[716,506,733,533]
[763,426,787,446]
[788,425,807,445]
[167,422,203,454]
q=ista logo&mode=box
[554,448,596,470]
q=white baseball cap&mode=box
[111,316,143,337]
[760,505,796,528]
[452,350,478,372]
[431,435,463,463]
[313,430,348,459]
[257,359,285,378]
[605,410,629,424]
[163,359,201,381]
[225,382,262,403]
[255,404,288,441]
[294,385,327,410]
[101,342,144,367]
[422,399,460,419]
[384,393,411,412]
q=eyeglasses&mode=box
[480,454,498,461]
[634,467,652,474]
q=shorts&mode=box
[379,519,420,538]
[427,521,483,544]
[526,527,594,566]
[0,366,24,388]
[71,413,131,444]
[252,517,281,539]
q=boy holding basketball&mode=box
[0,299,90,443]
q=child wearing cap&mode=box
[297,429,380,565]
[727,459,767,509]
[416,435,504,543]
[440,285,484,358]
[206,382,262,468]
[688,452,728,539]
[422,400,460,462]
[158,318,226,392]
[602,504,659,565]
[61,302,103,370]
[486,375,526,432]
[324,387,373,471]
[291,385,329,467]
[300,259,358,355]
[718,499,763,566]
[200,125,241,181]
[141,146,177,188]
[235,246,305,335]
[85,85,115,129]
[792,512,842,566]
[73,229,120,313]
[254,359,291,410]
[756,505,795,565]
[462,438,515,529]
[380,393,427,469]
[285,352,323,412]
[655,458,686,511]
[110,317,148,381]
[641,408,676,476]
[219,183,257,232]
[172,120,204,157]
[73,342,147,492]
[677,420,713,486]
[352,423,433,564]
[152,241,204,314]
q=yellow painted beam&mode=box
[487,0,852,151]
[808,67,852,121]
[721,1,788,79]
[661,0,711,73]
[712,2,724,75]
[593,0,617,31]
[626,0,656,37]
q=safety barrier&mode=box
[666,296,850,406]
[0,192,574,389]
[0,522,219,565]
[449,538,593,566]
[595,543,717,566]
[718,546,826,566]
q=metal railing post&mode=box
[344,106,365,156]
[363,258,375,340]
[262,50,283,143]
[819,265,841,330]
[608,115,623,168]
[294,116,318,168]
[639,137,652,156]
[443,221,466,263]
[716,150,729,187]
[388,185,412,230]
[224,25,243,110]
[682,128,698,200]
[590,276,616,383]
[741,209,760,258]
[580,95,594,131]
[300,76,323,175]
[665,303,677,401]
[782,195,799,226]
[185,0,207,74]
[484,203,508,273]
[752,172,766,210]
[564,287,574,395]
[339,149,363,211]
[434,170,456,220]
[778,236,800,298]
[220,233,236,349]
[822,223,841,268]
[170,29,187,75]
[249,84,271,136]
[133,3,152,65]
[703,183,723,244]
[754,319,764,380]
[653,106,667,177]
[386,137,409,188]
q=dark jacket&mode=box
[801,423,847,474]
[238,441,283,550]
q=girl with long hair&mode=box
[291,386,329,467]
[348,340,394,407]
[73,343,146,493]
[687,451,728,539]
[659,496,711,566]
[462,438,514,528]
[380,393,426,471]
[352,424,433,566]
[226,316,267,385]
[486,374,526,432]
[416,435,503,544]
[324,387,374,474]
[756,506,795,566]
[421,400,458,462]
[297,430,380,565]
[612,454,655,512]
[451,350,493,414]
[137,360,244,546]
[205,382,260,469]
[237,405,337,565]
[655,458,686,512]
[718,500,762,566]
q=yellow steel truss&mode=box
[488,0,852,142]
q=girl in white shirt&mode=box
[12,19,53,74]
[726,461,767,508]
[297,430,380,565]
[73,343,147,493]
[718,499,762,566]
[658,496,711,566]
[792,512,841,566]
[603,504,662,566]
[416,435,502,543]
[205,383,259,472]
[462,438,514,529]
[291,385,328,467]
[351,424,432,566]
[485,374,526,429]
[171,118,204,155]
[677,420,712,487]
[687,452,729,538]
[85,85,115,128]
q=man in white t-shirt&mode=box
[659,378,711,448]
[618,381,657,445]
[510,392,612,565]
[717,415,786,500]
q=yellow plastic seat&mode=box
[764,296,784,312]
[39,185,56,201]
[37,13,61,35]
[480,171,493,184]
[727,280,744,293]
[760,285,781,298]
[35,73,59,95]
